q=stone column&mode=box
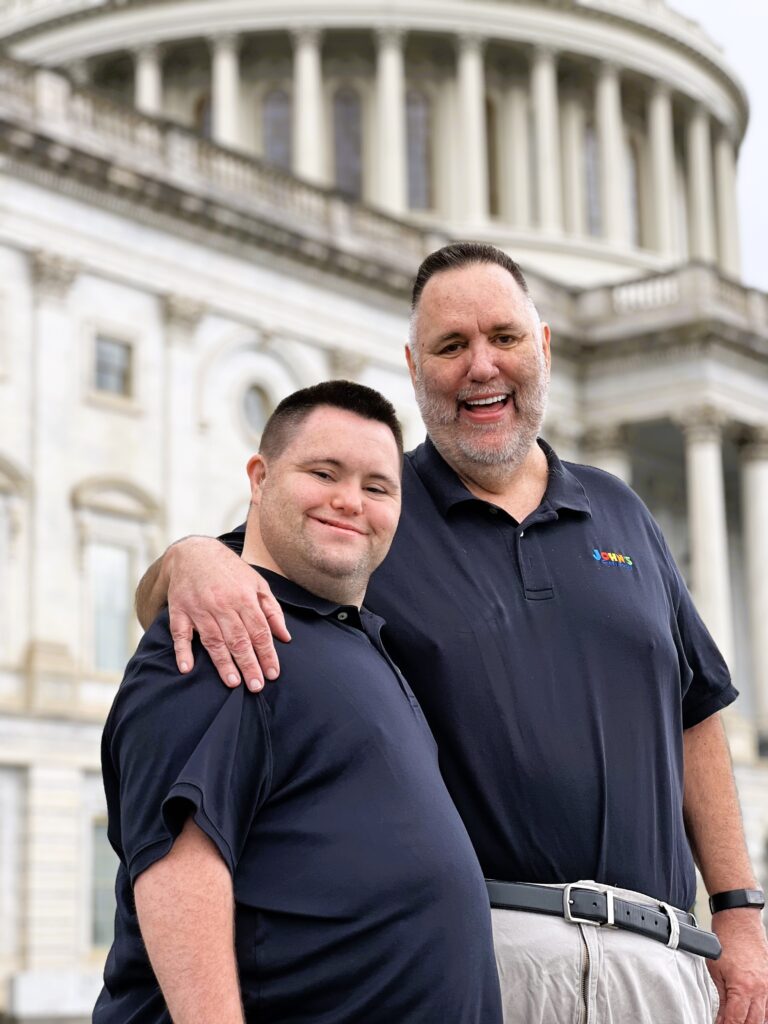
[595,62,627,246]
[162,296,205,541]
[583,425,631,484]
[714,128,741,277]
[292,27,324,184]
[27,253,79,706]
[686,104,716,262]
[504,79,531,228]
[456,34,488,223]
[741,428,768,738]
[647,82,676,257]
[211,34,240,149]
[681,408,733,668]
[375,28,406,216]
[561,93,586,236]
[530,46,562,233]
[134,44,163,116]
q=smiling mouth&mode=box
[459,393,514,416]
[311,515,367,536]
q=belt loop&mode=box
[605,889,615,927]
[660,901,680,950]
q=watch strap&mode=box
[708,889,765,914]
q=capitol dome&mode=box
[0,0,748,285]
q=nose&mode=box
[330,482,364,515]
[467,340,500,382]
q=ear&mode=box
[405,343,417,388]
[246,453,267,505]
[540,322,552,372]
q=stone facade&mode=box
[0,2,766,1020]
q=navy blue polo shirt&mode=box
[95,568,502,1024]
[223,438,737,912]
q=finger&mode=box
[721,991,750,1024]
[743,993,767,1024]
[169,610,195,674]
[257,588,292,646]
[225,626,266,693]
[239,607,280,686]
[198,627,245,689]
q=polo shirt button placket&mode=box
[337,611,349,622]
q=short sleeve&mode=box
[104,618,272,884]
[675,580,738,728]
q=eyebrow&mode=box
[299,457,401,491]
[433,322,525,344]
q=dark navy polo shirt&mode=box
[223,438,737,912]
[95,569,502,1024]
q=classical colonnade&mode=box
[79,27,741,274]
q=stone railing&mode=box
[575,264,768,340]
[0,57,438,273]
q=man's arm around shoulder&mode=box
[134,816,244,1024]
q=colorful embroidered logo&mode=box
[592,549,634,568]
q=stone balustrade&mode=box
[0,57,437,276]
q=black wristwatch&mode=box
[708,889,765,914]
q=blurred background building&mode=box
[0,0,766,1020]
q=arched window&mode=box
[243,384,271,437]
[407,89,432,211]
[626,136,643,248]
[333,86,363,200]
[584,122,601,237]
[486,97,500,218]
[194,91,212,139]
[263,88,292,171]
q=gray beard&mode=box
[412,365,550,478]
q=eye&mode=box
[495,334,518,346]
[438,341,464,356]
[310,470,333,480]
[365,485,388,496]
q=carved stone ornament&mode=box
[31,251,78,301]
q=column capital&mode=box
[375,26,406,48]
[31,251,78,302]
[532,44,558,63]
[135,42,163,60]
[740,426,768,461]
[597,59,621,79]
[650,79,672,101]
[457,33,485,55]
[210,32,240,53]
[678,405,727,443]
[583,423,628,453]
[292,26,323,48]
[162,294,206,336]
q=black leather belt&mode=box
[486,880,721,961]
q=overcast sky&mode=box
[668,0,767,291]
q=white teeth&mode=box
[466,396,506,407]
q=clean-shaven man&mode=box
[95,380,502,1024]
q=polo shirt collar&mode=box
[252,565,384,635]
[410,435,591,519]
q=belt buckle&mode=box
[563,883,615,927]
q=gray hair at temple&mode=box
[407,241,541,351]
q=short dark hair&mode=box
[411,241,531,311]
[259,380,403,461]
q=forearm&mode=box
[135,818,244,1024]
[683,713,757,893]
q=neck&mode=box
[443,441,549,522]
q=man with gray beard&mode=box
[137,243,768,1024]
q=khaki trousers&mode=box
[491,881,719,1024]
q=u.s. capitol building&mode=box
[0,0,766,1020]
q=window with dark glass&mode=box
[626,136,643,248]
[243,384,270,436]
[486,97,500,218]
[584,122,601,237]
[333,86,363,200]
[407,89,432,211]
[92,819,118,947]
[95,336,132,397]
[263,88,292,171]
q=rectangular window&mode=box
[95,335,132,397]
[91,542,131,672]
[92,818,118,948]
[0,767,23,960]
